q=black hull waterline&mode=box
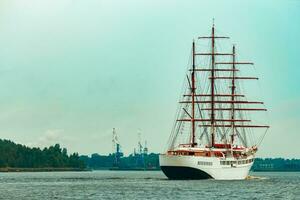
[160,166,212,180]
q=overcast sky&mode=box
[0,0,299,158]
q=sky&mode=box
[0,0,299,158]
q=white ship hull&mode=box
[159,154,254,180]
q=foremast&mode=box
[191,41,196,147]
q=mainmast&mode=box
[211,23,216,147]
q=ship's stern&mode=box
[159,154,212,180]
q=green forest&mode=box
[0,139,85,169]
[252,158,300,171]
[1,139,300,172]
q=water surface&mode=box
[0,171,299,199]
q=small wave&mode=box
[246,175,268,180]
[104,177,126,180]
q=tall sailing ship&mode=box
[159,23,269,180]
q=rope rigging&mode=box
[167,25,269,151]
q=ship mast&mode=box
[211,23,216,147]
[191,41,196,147]
[175,22,270,150]
[231,45,236,144]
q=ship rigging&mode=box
[160,22,269,180]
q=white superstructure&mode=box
[160,146,256,180]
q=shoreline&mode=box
[0,167,89,172]
[1,168,300,173]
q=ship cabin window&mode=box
[221,159,254,166]
[236,159,254,165]
[178,151,196,156]
[220,161,235,165]
[198,161,213,166]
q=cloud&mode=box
[27,129,66,148]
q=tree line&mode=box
[0,139,85,169]
[2,138,299,171]
[252,158,300,171]
[80,153,160,170]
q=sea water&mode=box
[0,171,299,199]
